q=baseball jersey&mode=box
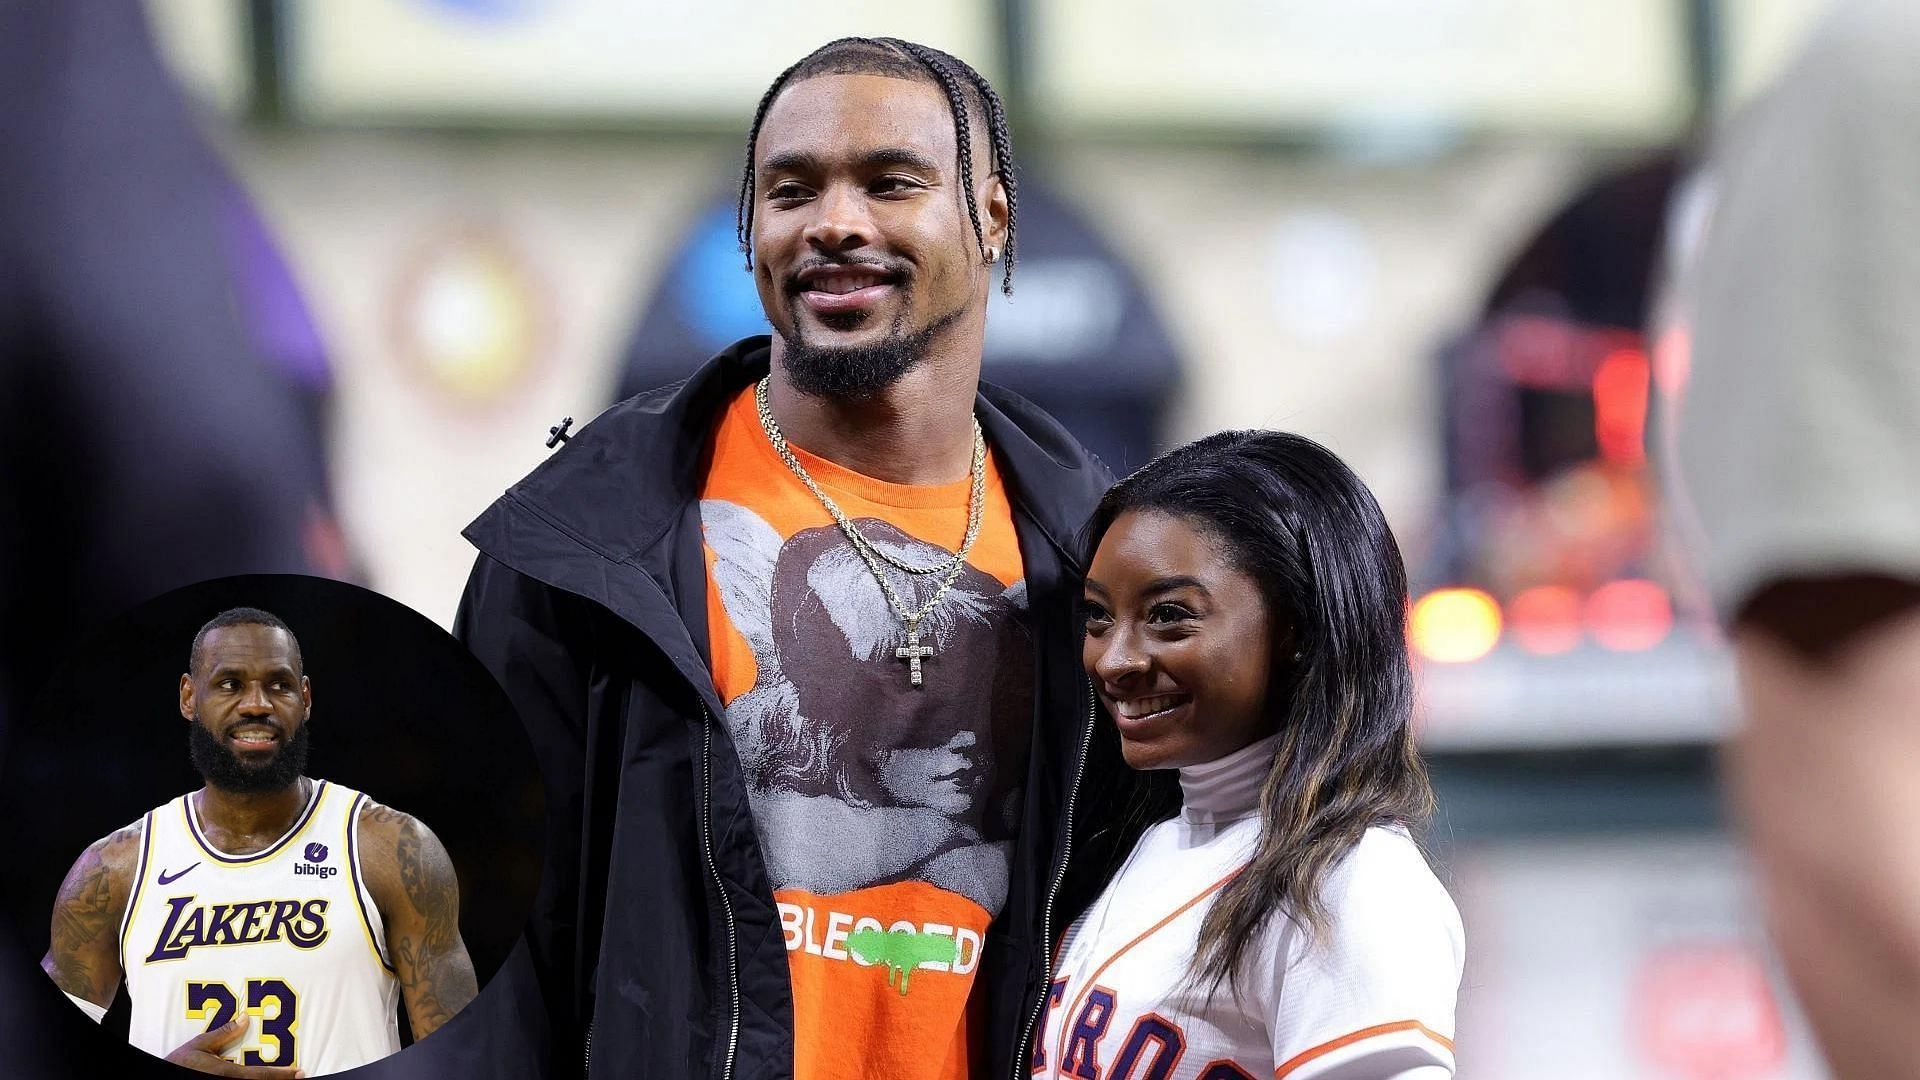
[1037,737,1464,1080]
[119,779,402,1075]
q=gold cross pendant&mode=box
[895,625,934,688]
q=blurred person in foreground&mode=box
[0,3,342,1074]
[0,1,345,741]
[1671,0,1920,1075]
[456,37,1127,1080]
[1047,431,1462,1080]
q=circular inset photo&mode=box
[0,575,541,1078]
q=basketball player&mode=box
[455,37,1135,1080]
[41,607,478,1076]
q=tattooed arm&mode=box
[42,824,141,1011]
[358,803,479,1041]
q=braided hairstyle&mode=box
[735,37,1019,296]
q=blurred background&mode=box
[3,1,1846,1076]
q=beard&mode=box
[188,720,311,794]
[778,293,967,401]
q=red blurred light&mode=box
[1633,943,1786,1078]
[1509,585,1583,655]
[1411,588,1503,664]
[1593,348,1650,466]
[1586,579,1672,651]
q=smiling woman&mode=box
[1038,432,1464,1080]
[1082,513,1276,771]
[0,575,540,1080]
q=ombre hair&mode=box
[1083,430,1433,991]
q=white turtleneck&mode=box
[1037,734,1464,1080]
[1177,732,1282,823]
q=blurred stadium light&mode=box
[1410,153,1744,751]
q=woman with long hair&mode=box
[1034,430,1463,1080]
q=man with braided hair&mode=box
[456,37,1137,1080]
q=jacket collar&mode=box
[467,335,1108,582]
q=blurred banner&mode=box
[285,0,998,123]
[149,0,1837,132]
[1032,0,1689,138]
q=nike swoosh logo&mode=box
[157,863,199,885]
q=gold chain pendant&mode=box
[756,376,986,688]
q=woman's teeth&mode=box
[1116,695,1187,720]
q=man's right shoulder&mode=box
[89,818,146,881]
[471,345,762,549]
[54,817,145,915]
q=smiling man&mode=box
[455,37,1129,1080]
[41,607,477,1077]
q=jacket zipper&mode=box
[1012,682,1097,1079]
[701,704,743,1080]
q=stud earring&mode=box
[985,246,1000,264]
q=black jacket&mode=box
[448,338,1140,1080]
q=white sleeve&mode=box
[63,991,108,1023]
[1267,831,1464,1080]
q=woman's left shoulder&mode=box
[1317,826,1465,964]
[1334,826,1452,891]
[1260,827,1464,1076]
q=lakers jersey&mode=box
[119,779,402,1075]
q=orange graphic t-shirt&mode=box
[699,384,1031,1080]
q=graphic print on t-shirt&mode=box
[706,506,1030,908]
[701,385,1031,1080]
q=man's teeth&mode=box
[1117,695,1186,720]
[231,731,276,743]
[811,273,888,295]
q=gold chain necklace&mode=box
[755,375,986,688]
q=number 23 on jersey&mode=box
[185,978,298,1067]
